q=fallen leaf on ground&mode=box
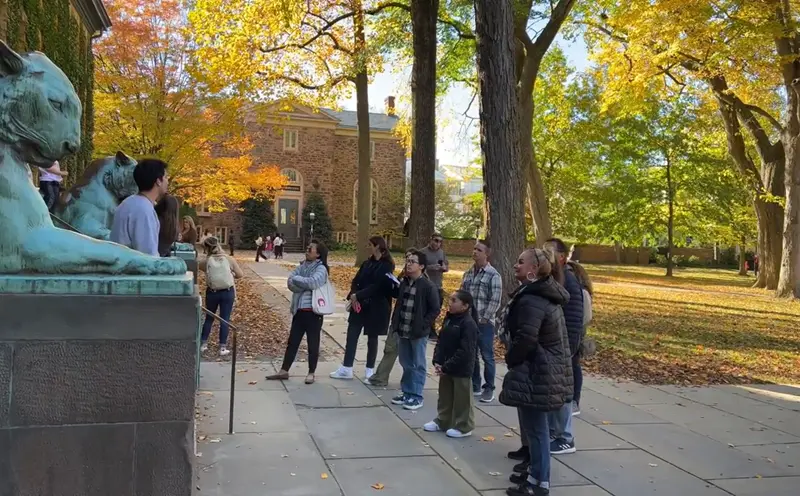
[601,421,613,425]
[321,473,329,479]
[208,438,221,443]
[648,463,658,467]
[488,472,502,476]
[371,483,385,490]
[481,436,495,442]
[248,381,258,385]
[281,454,289,458]
[503,432,514,437]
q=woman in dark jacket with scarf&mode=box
[424,290,479,438]
[330,236,395,381]
[499,248,573,496]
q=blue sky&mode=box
[340,34,589,165]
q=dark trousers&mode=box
[343,318,379,368]
[201,287,235,345]
[281,310,323,373]
[573,353,583,405]
[255,247,265,261]
[39,180,60,212]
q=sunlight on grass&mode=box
[329,258,800,386]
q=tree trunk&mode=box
[513,0,576,244]
[475,0,525,293]
[666,155,674,277]
[408,0,438,248]
[354,7,372,265]
[778,122,800,298]
[738,238,748,276]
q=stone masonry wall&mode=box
[0,293,198,496]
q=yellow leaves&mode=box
[321,473,329,479]
[480,435,495,442]
[371,482,385,490]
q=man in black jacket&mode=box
[544,238,584,455]
[389,249,441,411]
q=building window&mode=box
[283,129,298,151]
[370,140,375,160]
[214,227,229,245]
[282,168,298,183]
[352,178,378,225]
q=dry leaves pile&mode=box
[331,261,800,385]
[198,271,289,359]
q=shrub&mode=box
[240,197,276,248]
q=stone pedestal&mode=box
[0,273,199,496]
[173,249,198,284]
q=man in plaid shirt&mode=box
[461,239,502,403]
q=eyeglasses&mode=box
[406,258,420,265]
[432,238,443,243]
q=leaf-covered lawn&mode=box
[329,262,800,385]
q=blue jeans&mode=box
[398,335,428,401]
[573,353,582,405]
[471,322,496,392]
[519,407,551,488]
[201,287,235,345]
[548,400,574,443]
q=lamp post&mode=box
[309,212,316,240]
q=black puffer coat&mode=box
[498,276,574,411]
[562,268,584,357]
[432,312,478,378]
[348,256,396,336]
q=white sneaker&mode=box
[423,421,441,432]
[365,367,375,380]
[446,428,472,438]
[218,346,231,357]
[200,343,208,353]
[329,366,354,380]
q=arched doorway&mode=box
[275,168,303,240]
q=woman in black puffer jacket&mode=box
[499,248,573,496]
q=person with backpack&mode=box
[266,240,330,385]
[199,236,244,357]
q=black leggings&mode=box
[343,318,379,368]
[281,311,323,373]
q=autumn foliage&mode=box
[93,0,286,210]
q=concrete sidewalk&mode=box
[194,260,800,496]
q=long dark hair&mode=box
[452,289,480,325]
[155,194,180,256]
[369,235,394,266]
[311,239,330,273]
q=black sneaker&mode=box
[507,446,529,461]
[506,481,549,496]
[509,472,527,485]
[550,438,576,455]
[513,460,529,473]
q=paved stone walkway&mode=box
[194,260,800,496]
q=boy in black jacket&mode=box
[424,290,479,438]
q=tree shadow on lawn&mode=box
[587,264,757,289]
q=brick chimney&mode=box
[384,96,396,116]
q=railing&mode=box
[200,307,240,435]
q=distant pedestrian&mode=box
[180,216,198,244]
[38,160,68,212]
[461,239,502,403]
[228,233,235,256]
[255,236,265,261]
[331,236,395,381]
[424,290,479,438]
[566,260,593,417]
[390,249,441,411]
[199,236,244,357]
[267,240,330,385]
[420,233,448,340]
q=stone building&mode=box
[200,99,407,250]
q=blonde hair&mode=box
[523,248,556,280]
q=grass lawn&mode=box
[327,251,800,386]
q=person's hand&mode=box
[434,364,443,376]
[349,293,358,304]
